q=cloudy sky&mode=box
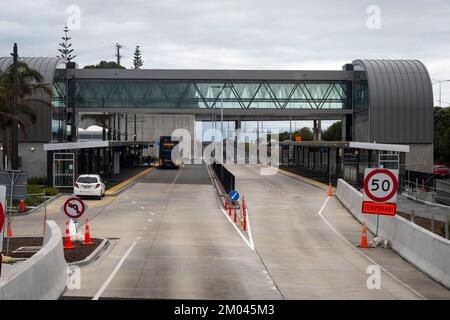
[1,0,449,132]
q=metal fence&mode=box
[436,179,450,206]
[211,162,235,195]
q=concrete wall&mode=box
[335,178,450,289]
[0,142,47,178]
[405,144,434,173]
[0,221,68,300]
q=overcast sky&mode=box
[1,0,449,132]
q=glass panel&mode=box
[56,79,353,110]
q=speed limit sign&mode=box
[362,168,398,216]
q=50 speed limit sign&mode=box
[362,168,398,216]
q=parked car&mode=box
[433,165,449,179]
[74,174,106,199]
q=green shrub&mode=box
[25,185,59,206]
[27,176,47,185]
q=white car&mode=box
[74,174,106,199]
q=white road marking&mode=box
[150,212,155,215]
[317,196,426,300]
[137,236,141,240]
[132,201,136,204]
[92,241,137,300]
[148,218,152,223]
[140,206,145,210]
[220,206,254,250]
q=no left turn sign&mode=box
[62,197,86,219]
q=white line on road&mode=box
[150,212,155,215]
[317,196,426,300]
[140,206,145,210]
[148,218,152,223]
[220,206,254,250]
[92,241,137,300]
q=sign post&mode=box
[362,168,399,236]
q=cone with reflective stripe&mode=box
[7,216,13,237]
[82,218,94,245]
[360,222,369,249]
[19,199,25,213]
[327,183,333,196]
[64,221,76,249]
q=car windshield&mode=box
[77,177,98,183]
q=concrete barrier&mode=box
[0,220,68,299]
[335,178,450,289]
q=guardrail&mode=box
[335,178,450,289]
[0,220,68,300]
[211,162,235,195]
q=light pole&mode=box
[212,84,232,141]
[432,79,450,108]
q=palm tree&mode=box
[0,61,52,169]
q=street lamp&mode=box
[211,84,232,141]
[432,79,450,108]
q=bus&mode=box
[159,136,181,169]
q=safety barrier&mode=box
[0,220,68,299]
[335,178,450,289]
[211,162,235,194]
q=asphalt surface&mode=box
[9,164,450,299]
[225,164,450,299]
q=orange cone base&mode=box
[83,236,94,245]
[64,238,76,250]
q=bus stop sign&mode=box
[362,168,398,216]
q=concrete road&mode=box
[57,164,282,299]
[225,164,450,300]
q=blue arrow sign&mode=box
[228,190,240,202]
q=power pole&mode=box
[115,43,122,66]
[11,43,19,170]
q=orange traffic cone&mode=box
[64,221,76,250]
[360,222,369,249]
[327,183,333,197]
[19,199,25,213]
[7,217,13,237]
[82,218,94,245]
[224,198,228,210]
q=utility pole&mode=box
[11,43,19,170]
[115,43,122,66]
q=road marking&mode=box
[317,196,426,300]
[137,236,141,240]
[165,167,183,194]
[148,218,152,223]
[92,241,137,300]
[150,212,155,215]
[140,206,145,210]
[132,201,136,205]
[220,206,254,250]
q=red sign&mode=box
[0,202,4,233]
[63,197,86,219]
[362,201,396,216]
[363,169,398,203]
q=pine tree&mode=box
[132,46,144,69]
[57,26,77,62]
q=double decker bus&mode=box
[159,136,181,169]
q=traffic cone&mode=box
[82,218,94,245]
[64,221,76,250]
[18,199,25,213]
[233,204,237,223]
[228,200,232,216]
[224,198,228,210]
[360,222,369,249]
[7,217,13,237]
[327,183,333,196]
